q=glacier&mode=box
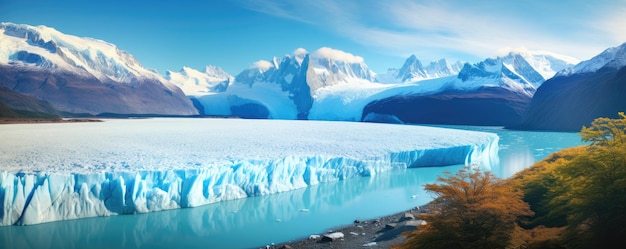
[0,118,499,226]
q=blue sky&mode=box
[2,0,625,75]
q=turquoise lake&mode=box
[0,125,585,249]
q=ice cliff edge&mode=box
[0,119,499,226]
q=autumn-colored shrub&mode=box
[396,168,532,249]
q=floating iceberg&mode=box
[0,118,498,225]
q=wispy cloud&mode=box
[592,4,626,45]
[239,0,626,61]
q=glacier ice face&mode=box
[0,118,498,226]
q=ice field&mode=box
[0,118,499,225]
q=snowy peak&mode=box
[203,65,232,79]
[510,49,580,80]
[396,55,463,82]
[457,49,578,93]
[225,47,378,120]
[396,55,425,82]
[561,42,626,76]
[0,22,164,84]
[293,48,308,65]
[308,47,377,84]
[166,65,233,95]
[234,48,306,87]
[233,47,377,88]
[428,59,465,76]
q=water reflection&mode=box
[1,165,463,249]
[494,131,537,178]
[426,125,585,178]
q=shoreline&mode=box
[265,205,429,249]
[0,118,102,124]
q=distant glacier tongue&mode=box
[0,118,499,226]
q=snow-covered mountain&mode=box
[559,42,626,76]
[518,42,626,131]
[0,22,197,115]
[197,47,381,119]
[233,47,376,91]
[307,47,377,87]
[455,49,580,96]
[379,55,464,83]
[196,47,580,124]
[222,48,310,119]
[0,23,168,83]
[165,65,233,96]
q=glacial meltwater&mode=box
[0,123,585,249]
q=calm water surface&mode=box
[0,125,585,249]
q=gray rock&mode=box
[385,223,398,229]
[399,219,426,229]
[399,212,415,221]
[308,234,320,240]
[322,232,345,242]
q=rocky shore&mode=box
[264,206,428,249]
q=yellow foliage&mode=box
[398,168,532,249]
[580,111,626,146]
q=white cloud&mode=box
[311,47,364,63]
[592,5,626,45]
[251,60,274,71]
[238,0,626,62]
[293,48,308,56]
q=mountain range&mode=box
[378,55,465,83]
[191,47,578,125]
[1,22,624,131]
[362,50,579,126]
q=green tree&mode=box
[549,113,626,248]
[580,112,626,146]
[509,146,586,229]
[397,167,532,249]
